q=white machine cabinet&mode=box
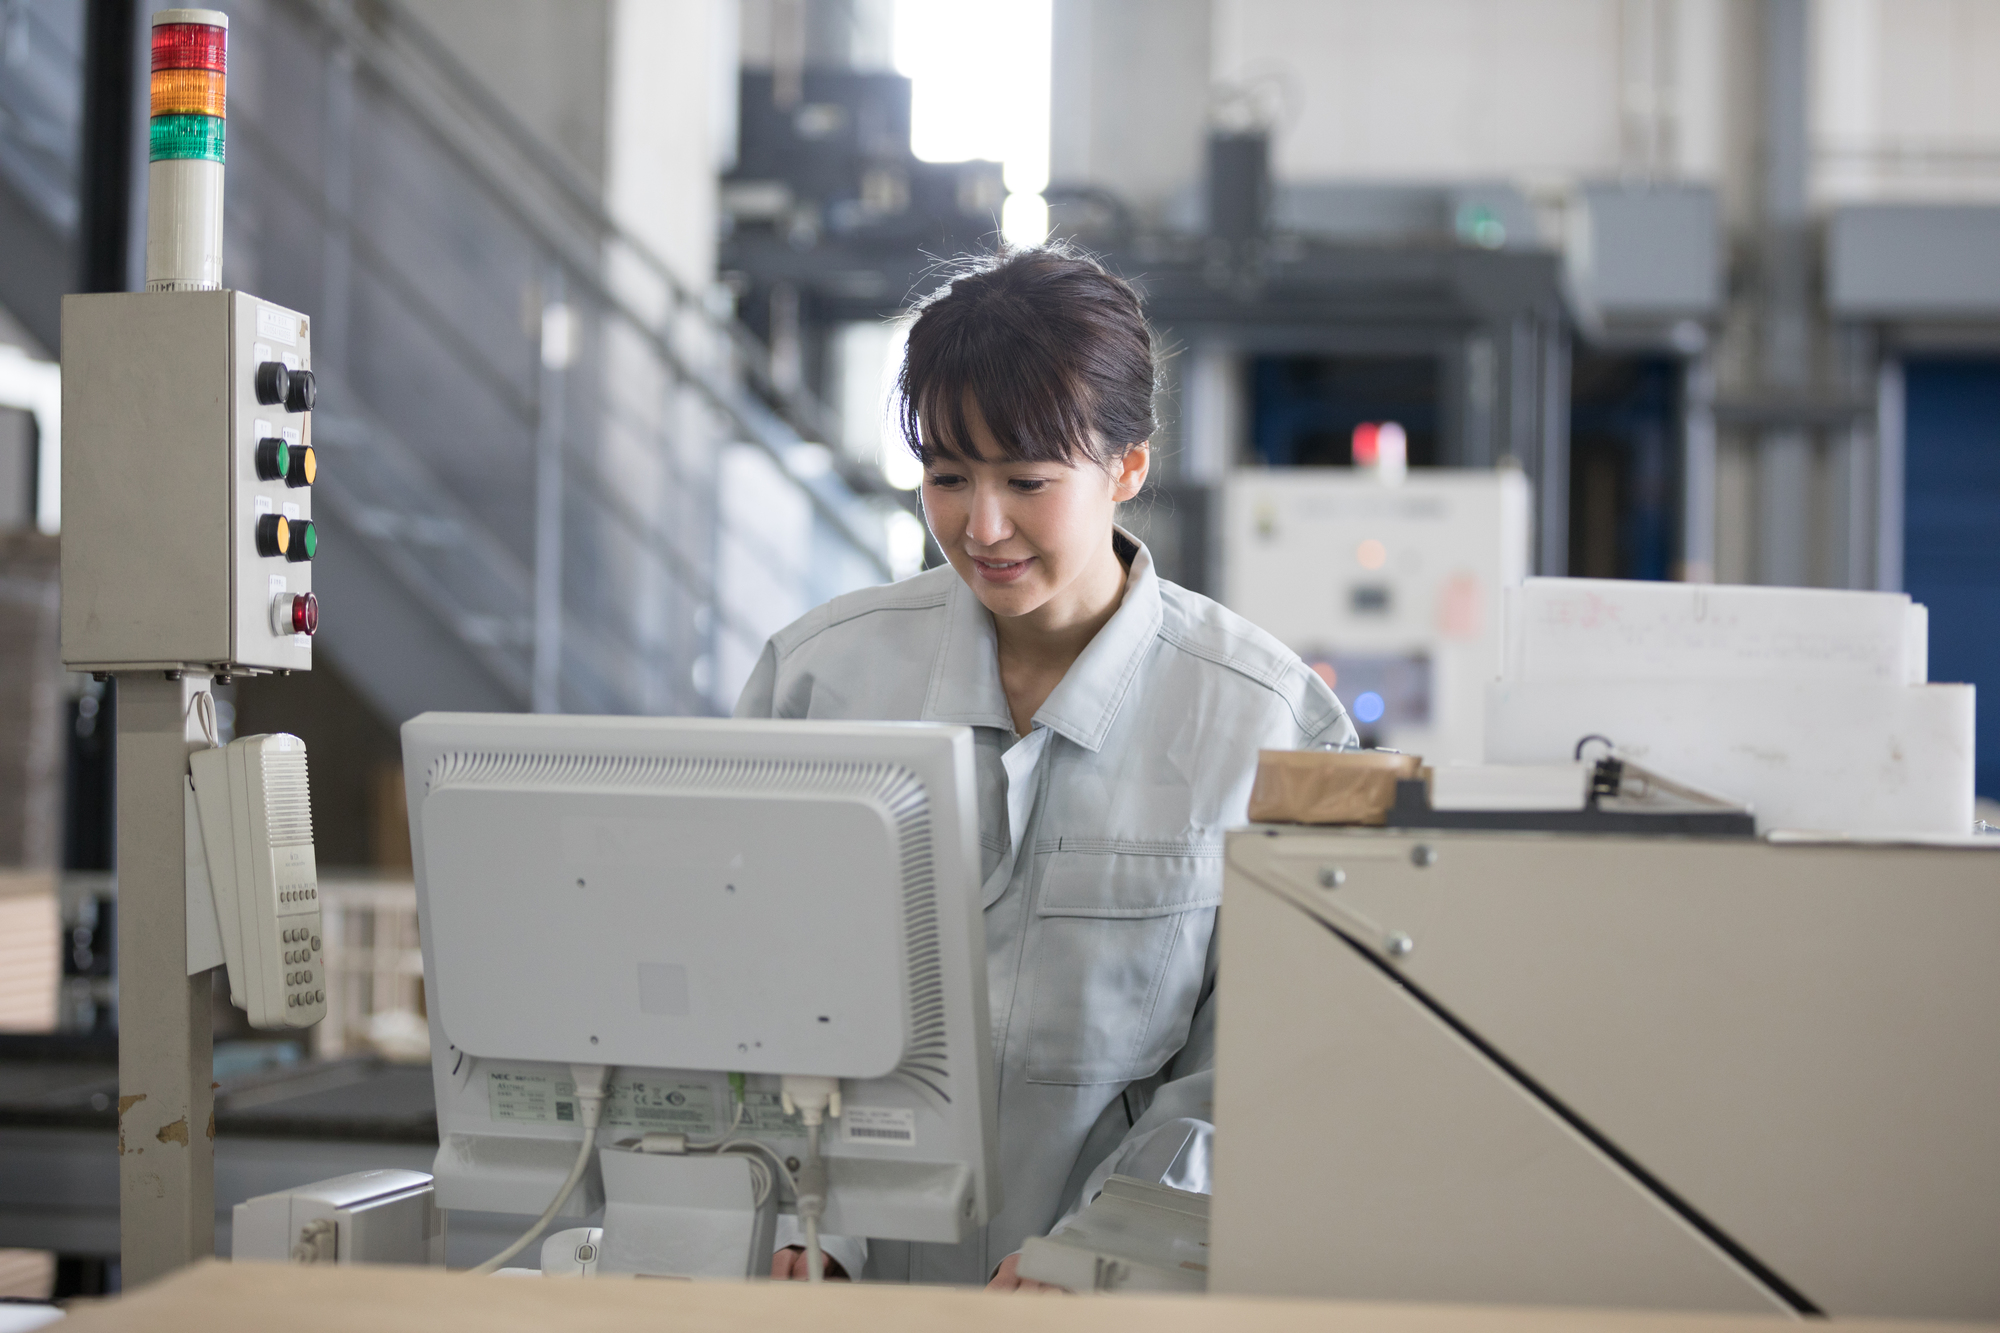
[1212,824,2000,1320]
[1222,468,1529,762]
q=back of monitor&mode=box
[402,713,999,1245]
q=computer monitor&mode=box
[402,713,998,1270]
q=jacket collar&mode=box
[921,531,1163,753]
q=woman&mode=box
[739,246,1355,1287]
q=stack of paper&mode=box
[1486,579,1973,836]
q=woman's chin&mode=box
[967,577,1050,620]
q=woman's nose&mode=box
[966,484,1012,546]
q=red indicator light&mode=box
[291,591,319,637]
[1352,422,1380,466]
[151,23,226,73]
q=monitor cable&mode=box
[781,1076,840,1283]
[471,1063,611,1275]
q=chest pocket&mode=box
[1026,845,1222,1086]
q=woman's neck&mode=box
[992,535,1130,734]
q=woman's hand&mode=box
[769,1246,849,1280]
[985,1251,1067,1292]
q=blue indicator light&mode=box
[1353,691,1386,724]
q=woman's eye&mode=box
[1009,478,1048,493]
[927,473,965,488]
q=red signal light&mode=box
[151,22,226,73]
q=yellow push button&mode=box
[256,513,289,558]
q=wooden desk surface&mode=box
[55,1261,1991,1333]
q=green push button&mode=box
[286,518,317,562]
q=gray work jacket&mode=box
[735,536,1354,1283]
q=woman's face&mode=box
[920,407,1150,626]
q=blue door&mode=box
[1902,360,2000,802]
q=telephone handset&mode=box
[190,733,326,1029]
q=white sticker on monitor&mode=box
[839,1105,916,1148]
[485,1070,720,1136]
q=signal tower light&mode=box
[147,8,228,291]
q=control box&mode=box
[60,290,318,674]
[1222,468,1530,763]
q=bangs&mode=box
[901,346,1098,468]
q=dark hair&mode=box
[896,244,1156,469]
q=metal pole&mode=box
[1680,349,1718,582]
[1874,357,1905,592]
[76,0,139,293]
[533,264,568,713]
[320,22,356,378]
[116,670,216,1287]
[1537,316,1571,577]
[1755,0,1814,587]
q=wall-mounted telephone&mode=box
[189,733,325,1029]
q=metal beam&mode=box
[115,671,216,1286]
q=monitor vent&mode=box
[261,747,314,847]
[425,750,952,1102]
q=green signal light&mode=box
[149,113,226,163]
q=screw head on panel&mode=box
[1384,932,1415,958]
[1411,844,1438,868]
[1318,867,1346,889]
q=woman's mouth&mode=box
[970,555,1033,585]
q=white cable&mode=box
[802,1120,824,1283]
[780,1076,838,1284]
[185,689,219,747]
[470,1063,610,1275]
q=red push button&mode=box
[271,590,318,637]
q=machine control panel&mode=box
[61,289,319,674]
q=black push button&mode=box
[255,361,290,407]
[285,368,316,413]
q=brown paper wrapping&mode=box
[1246,749,1424,826]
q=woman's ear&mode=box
[1112,442,1151,502]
